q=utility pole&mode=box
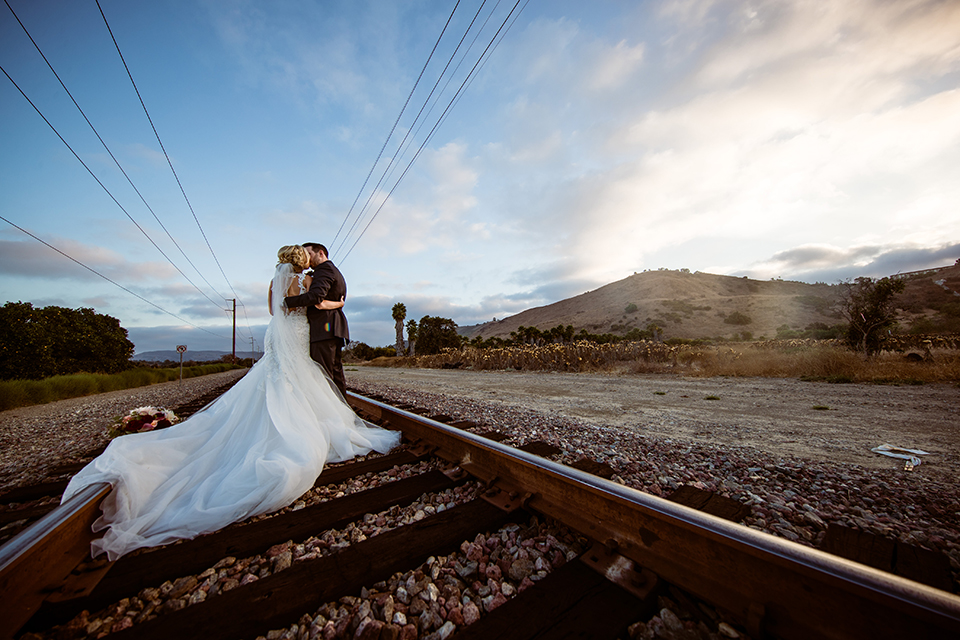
[231,299,236,362]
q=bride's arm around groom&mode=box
[284,243,350,397]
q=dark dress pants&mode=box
[310,338,346,399]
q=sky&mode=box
[2,0,959,355]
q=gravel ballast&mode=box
[2,366,958,639]
[0,369,248,492]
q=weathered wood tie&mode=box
[26,468,464,630]
[107,499,514,640]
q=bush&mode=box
[839,276,906,356]
[723,311,753,325]
[346,343,397,361]
[0,302,134,380]
[0,364,243,411]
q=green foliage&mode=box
[347,342,396,361]
[403,319,419,356]
[415,316,462,355]
[0,364,240,411]
[0,302,135,380]
[907,300,960,334]
[624,303,638,314]
[661,300,711,317]
[776,322,846,340]
[477,322,670,349]
[723,311,753,325]
[794,295,838,317]
[839,276,906,356]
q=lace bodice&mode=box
[289,273,308,317]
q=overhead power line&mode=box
[3,0,229,312]
[337,0,527,263]
[0,214,230,339]
[95,0,243,306]
[0,63,232,315]
[329,0,464,252]
[330,0,488,258]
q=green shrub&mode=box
[0,364,243,411]
[724,311,752,325]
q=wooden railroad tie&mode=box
[666,485,752,523]
[25,469,465,632]
[516,441,562,457]
[100,500,515,640]
[819,524,956,593]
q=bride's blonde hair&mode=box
[277,245,309,271]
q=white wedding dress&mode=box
[62,264,401,560]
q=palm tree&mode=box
[391,303,406,356]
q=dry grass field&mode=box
[373,340,960,385]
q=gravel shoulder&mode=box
[347,366,960,483]
[2,365,958,594]
[0,369,249,492]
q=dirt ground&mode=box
[347,366,960,483]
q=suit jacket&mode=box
[284,261,349,343]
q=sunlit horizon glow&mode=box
[1,0,958,353]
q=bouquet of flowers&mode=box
[109,406,179,438]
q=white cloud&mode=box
[0,238,176,282]
[496,0,960,285]
[739,241,960,282]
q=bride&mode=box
[62,245,401,560]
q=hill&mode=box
[461,262,960,342]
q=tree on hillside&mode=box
[0,302,134,379]
[391,303,406,356]
[414,316,460,355]
[838,276,906,356]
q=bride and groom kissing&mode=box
[62,242,400,560]
[284,242,350,398]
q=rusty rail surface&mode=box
[0,391,958,640]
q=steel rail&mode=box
[348,392,960,639]
[0,482,109,638]
[2,392,959,640]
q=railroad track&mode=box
[0,377,247,546]
[1,389,959,640]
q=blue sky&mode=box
[2,0,959,354]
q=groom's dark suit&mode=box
[284,260,349,397]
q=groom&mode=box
[284,243,349,398]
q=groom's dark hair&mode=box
[303,242,328,258]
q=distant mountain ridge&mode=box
[461,263,960,342]
[133,350,260,362]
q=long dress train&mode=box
[61,264,400,560]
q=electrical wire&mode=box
[3,0,230,312]
[95,0,242,307]
[330,0,488,258]
[0,214,230,339]
[330,0,464,251]
[0,61,237,308]
[339,0,525,263]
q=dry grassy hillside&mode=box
[463,262,960,342]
